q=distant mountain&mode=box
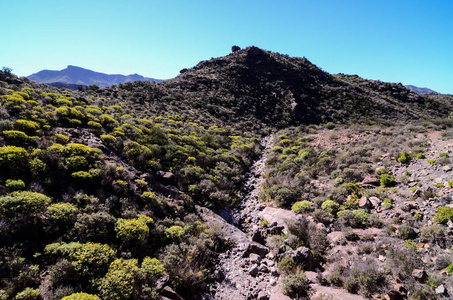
[405,85,438,94]
[27,65,161,88]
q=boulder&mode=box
[213,269,225,282]
[358,196,373,210]
[243,242,269,258]
[257,291,269,300]
[385,290,404,300]
[435,284,447,295]
[360,176,380,186]
[249,264,259,277]
[161,286,184,300]
[412,269,428,283]
[269,294,292,300]
[279,246,315,271]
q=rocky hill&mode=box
[28,65,160,88]
[97,46,453,132]
[1,47,453,300]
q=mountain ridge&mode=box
[27,65,161,88]
[405,84,439,94]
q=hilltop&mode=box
[27,65,160,88]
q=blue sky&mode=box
[2,0,452,93]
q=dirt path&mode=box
[203,135,283,300]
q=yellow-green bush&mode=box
[46,202,77,221]
[100,134,117,144]
[115,217,149,244]
[71,242,116,276]
[5,179,25,190]
[14,287,40,300]
[141,257,165,277]
[98,258,139,300]
[14,119,39,134]
[0,191,51,219]
[61,292,100,300]
[165,225,185,240]
[3,130,29,143]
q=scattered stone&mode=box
[443,165,451,172]
[386,290,404,300]
[394,284,407,295]
[305,271,318,283]
[244,242,270,258]
[213,269,225,282]
[259,264,269,273]
[257,290,269,300]
[269,266,279,276]
[360,176,380,186]
[412,269,428,282]
[358,196,373,210]
[249,264,259,277]
[249,253,261,264]
[327,231,346,245]
[369,196,382,207]
[435,284,447,295]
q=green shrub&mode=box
[5,179,25,190]
[44,242,83,257]
[0,145,28,168]
[141,257,165,277]
[165,225,185,240]
[61,292,101,300]
[0,191,51,219]
[3,130,28,143]
[420,224,445,246]
[100,134,117,144]
[397,150,412,164]
[337,210,370,228]
[434,206,453,224]
[71,171,93,180]
[398,225,417,240]
[115,217,150,244]
[291,201,313,214]
[98,258,140,300]
[14,287,40,300]
[87,121,102,129]
[71,242,117,276]
[446,264,453,274]
[380,174,395,187]
[14,119,39,133]
[46,203,77,221]
[334,177,344,186]
[53,133,70,144]
[282,270,310,297]
[415,153,425,159]
[313,209,333,225]
[428,159,437,165]
[440,152,449,158]
[321,200,339,214]
[382,198,392,209]
[277,257,296,275]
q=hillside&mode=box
[28,65,160,88]
[1,47,453,300]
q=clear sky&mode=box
[2,0,452,94]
